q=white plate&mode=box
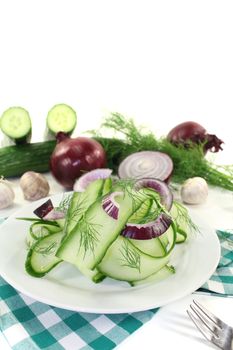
[0,193,220,314]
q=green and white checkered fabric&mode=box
[0,215,233,350]
[200,229,233,295]
[0,218,157,350]
[0,281,157,350]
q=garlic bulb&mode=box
[181,177,208,204]
[20,171,50,201]
[0,179,15,209]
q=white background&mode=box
[0,2,233,350]
[0,0,232,165]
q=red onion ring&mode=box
[73,168,112,192]
[43,209,65,221]
[102,191,123,220]
[134,178,173,211]
[118,151,173,182]
[121,213,172,240]
[122,178,173,240]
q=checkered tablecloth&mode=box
[200,229,233,295]
[0,281,157,350]
[0,219,233,349]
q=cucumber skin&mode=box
[0,140,56,177]
[25,231,63,278]
[25,247,62,277]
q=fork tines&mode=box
[187,299,233,350]
[187,300,222,340]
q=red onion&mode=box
[121,178,173,240]
[50,133,107,189]
[33,199,65,221]
[101,177,173,239]
[134,178,173,211]
[167,121,223,153]
[118,151,173,182]
[102,191,123,220]
[43,209,65,221]
[121,213,172,240]
[33,199,54,218]
[73,168,112,192]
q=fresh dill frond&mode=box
[78,215,102,257]
[34,241,58,256]
[67,194,88,224]
[56,194,72,214]
[120,239,141,271]
[172,201,200,234]
[137,207,162,224]
[114,178,149,212]
[93,113,233,191]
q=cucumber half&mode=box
[47,104,77,135]
[0,106,31,143]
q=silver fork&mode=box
[187,299,233,350]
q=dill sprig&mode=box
[120,239,141,271]
[114,178,150,212]
[93,113,233,191]
[137,206,162,224]
[78,215,102,257]
[67,194,88,224]
[56,194,72,214]
[172,200,199,234]
[34,241,58,256]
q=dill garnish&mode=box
[93,113,233,191]
[119,239,141,271]
[56,194,72,214]
[137,206,162,224]
[114,178,150,212]
[67,194,87,223]
[78,215,102,257]
[34,241,58,256]
[172,201,199,234]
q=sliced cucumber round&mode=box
[47,104,77,135]
[0,106,31,143]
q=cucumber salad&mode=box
[23,169,197,286]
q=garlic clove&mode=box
[180,177,208,204]
[20,171,50,201]
[0,179,15,209]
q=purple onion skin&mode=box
[50,134,107,189]
[102,199,119,220]
[167,121,223,153]
[135,178,173,211]
[121,213,172,240]
[33,199,54,218]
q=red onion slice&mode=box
[121,213,172,240]
[134,178,173,211]
[102,191,123,220]
[43,209,65,221]
[33,199,54,218]
[121,178,173,240]
[118,151,173,182]
[73,168,112,192]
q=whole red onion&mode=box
[50,132,106,189]
[167,121,223,153]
